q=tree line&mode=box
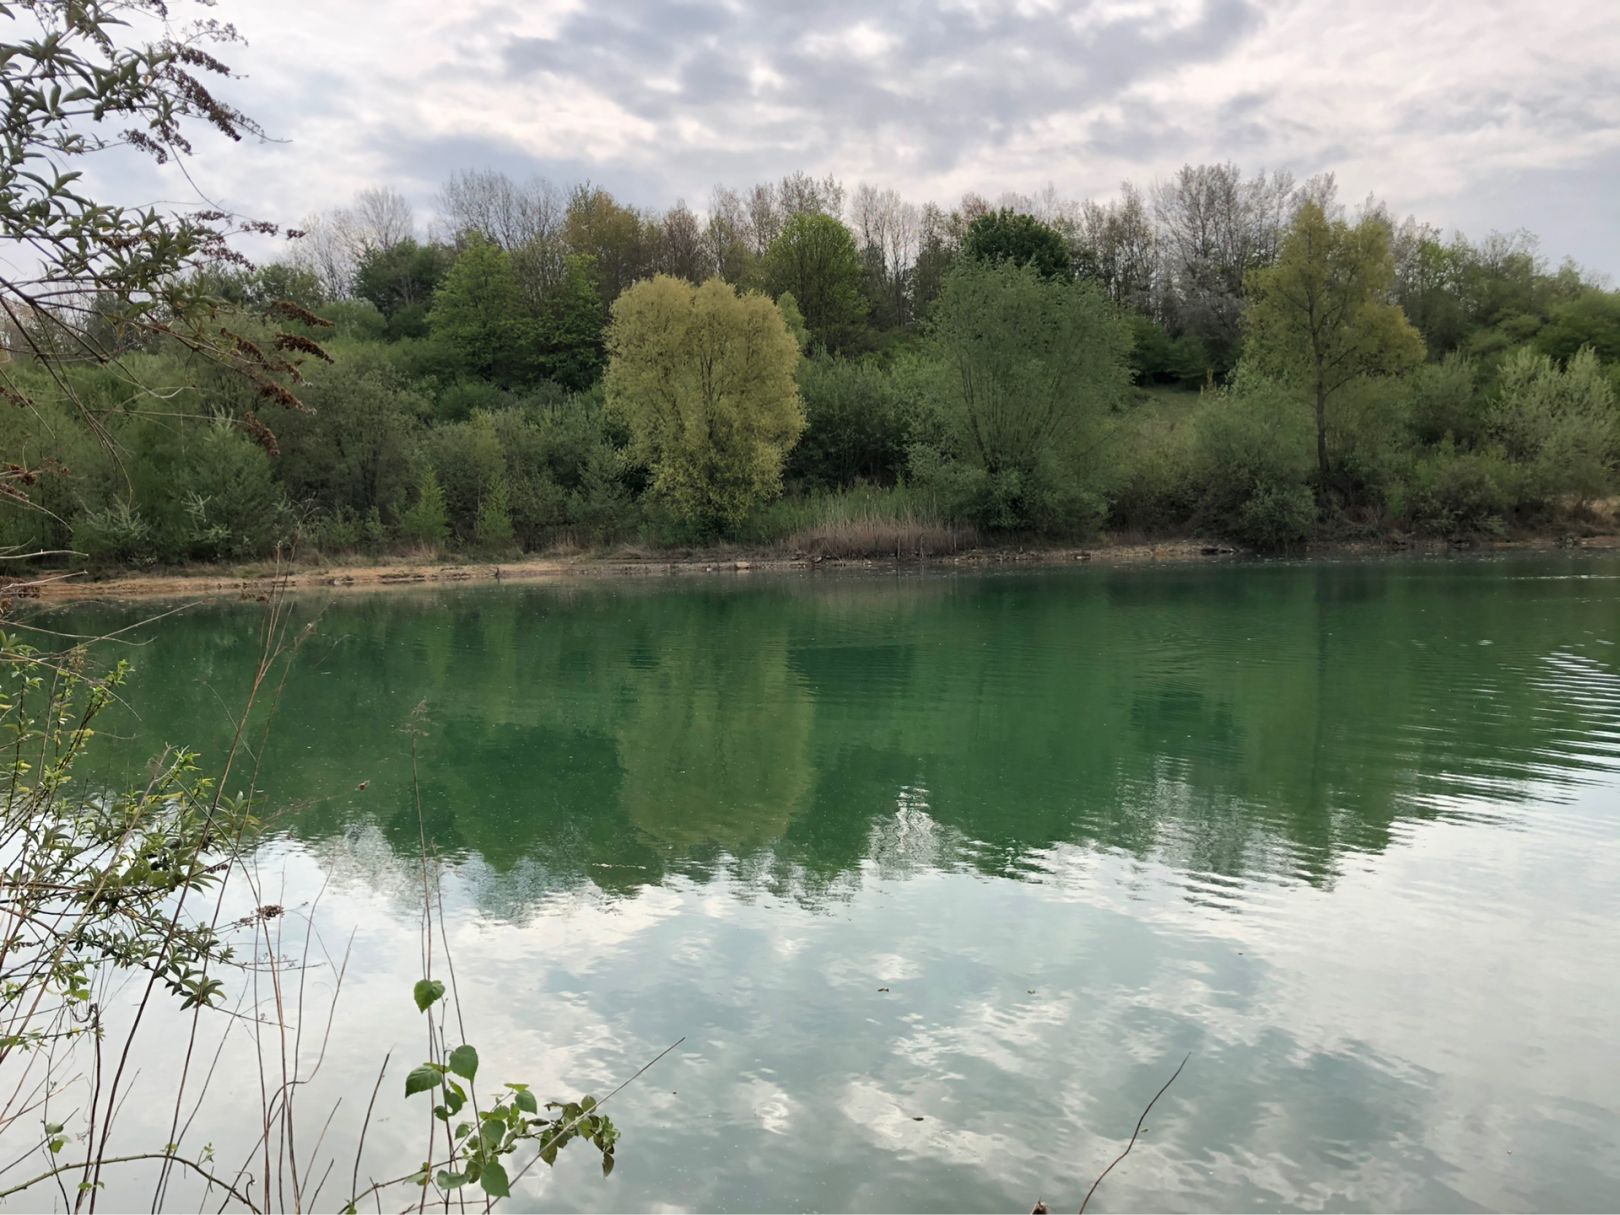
[3,163,1618,564]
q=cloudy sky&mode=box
[155,0,1620,275]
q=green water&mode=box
[27,555,1620,1211]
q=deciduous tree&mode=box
[762,214,867,349]
[605,277,804,527]
[1244,202,1425,496]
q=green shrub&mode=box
[475,477,517,552]
[1491,346,1618,510]
[1409,353,1483,447]
[1104,398,1198,533]
[1187,373,1315,544]
[1233,482,1316,548]
[1400,444,1510,536]
[788,355,911,490]
[72,501,156,566]
[400,468,451,548]
[301,508,364,554]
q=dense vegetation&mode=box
[5,165,1619,564]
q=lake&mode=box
[21,554,1620,1212]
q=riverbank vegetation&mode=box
[5,121,1620,571]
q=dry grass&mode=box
[779,490,976,559]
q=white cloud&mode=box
[134,0,1620,274]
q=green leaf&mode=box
[412,979,445,1012]
[513,1089,538,1114]
[434,1170,466,1190]
[602,1152,615,1178]
[448,1043,478,1080]
[404,1066,443,1097]
[480,1161,510,1199]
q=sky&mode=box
[129,0,1620,277]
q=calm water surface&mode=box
[25,555,1620,1212]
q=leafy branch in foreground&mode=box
[401,982,621,1199]
[0,631,251,1074]
[1,0,329,505]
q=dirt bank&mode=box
[13,534,1620,603]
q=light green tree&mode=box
[605,276,804,528]
[475,476,517,551]
[1491,346,1618,507]
[401,467,451,547]
[1244,202,1425,495]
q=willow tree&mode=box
[1244,202,1424,496]
[605,276,804,528]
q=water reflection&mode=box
[62,557,1620,916]
[27,556,1620,1212]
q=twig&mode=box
[0,1152,260,1212]
[350,1051,390,1204]
[1077,1053,1189,1215]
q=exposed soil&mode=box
[12,533,1620,603]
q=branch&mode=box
[0,1151,258,1212]
[1077,1053,1189,1215]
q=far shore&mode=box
[11,532,1620,605]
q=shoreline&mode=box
[12,533,1620,603]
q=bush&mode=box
[1399,444,1510,536]
[907,444,1105,536]
[1104,396,1198,534]
[73,501,156,566]
[1187,373,1315,545]
[1233,482,1316,548]
[788,356,911,490]
[118,416,293,561]
[300,508,365,555]
[1409,353,1483,448]
[1491,346,1617,510]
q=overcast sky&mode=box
[150,0,1620,277]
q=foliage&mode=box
[788,355,911,489]
[1398,443,1511,536]
[775,292,810,350]
[0,639,249,1062]
[273,353,428,521]
[534,254,608,390]
[960,209,1072,279]
[1244,202,1425,495]
[762,214,867,349]
[396,977,619,1205]
[1187,373,1317,547]
[475,476,518,552]
[920,258,1131,529]
[428,412,508,541]
[605,276,804,529]
[1407,353,1484,447]
[0,0,328,506]
[400,467,451,547]
[1490,346,1618,508]
[428,237,534,385]
[354,239,453,339]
